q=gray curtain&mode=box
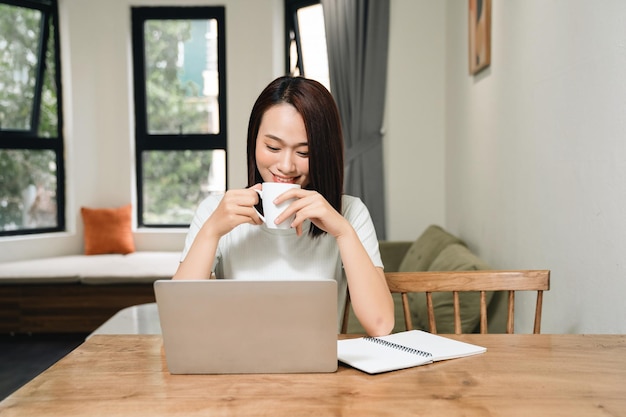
[322,0,389,239]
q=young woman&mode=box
[174,76,394,336]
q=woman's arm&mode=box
[275,190,395,336]
[336,227,395,336]
[173,225,220,280]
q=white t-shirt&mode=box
[181,194,383,324]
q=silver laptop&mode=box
[154,279,338,374]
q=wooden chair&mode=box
[342,270,550,334]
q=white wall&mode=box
[384,0,446,241]
[445,0,626,333]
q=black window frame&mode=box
[131,6,227,228]
[284,0,321,76]
[0,0,66,237]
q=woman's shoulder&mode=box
[341,194,368,216]
[341,194,363,206]
[341,194,376,234]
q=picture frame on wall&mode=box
[468,0,491,75]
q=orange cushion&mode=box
[81,204,135,255]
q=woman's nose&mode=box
[278,152,295,173]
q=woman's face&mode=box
[255,103,310,187]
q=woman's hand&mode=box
[201,185,264,239]
[174,185,263,281]
[273,188,350,237]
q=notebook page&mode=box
[337,336,433,374]
[377,330,486,361]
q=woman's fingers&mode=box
[274,190,347,236]
[207,188,264,235]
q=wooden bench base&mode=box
[0,283,156,334]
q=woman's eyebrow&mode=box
[264,134,308,147]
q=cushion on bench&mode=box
[80,252,180,284]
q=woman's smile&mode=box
[271,174,300,184]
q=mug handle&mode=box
[253,189,265,222]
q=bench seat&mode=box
[0,252,180,334]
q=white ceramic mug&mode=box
[254,183,301,229]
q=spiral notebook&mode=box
[337,330,486,374]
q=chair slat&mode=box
[401,293,413,331]
[453,291,461,334]
[479,291,487,334]
[507,290,515,334]
[426,292,436,334]
[534,290,544,334]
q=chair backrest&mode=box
[342,270,550,334]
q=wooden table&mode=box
[1,334,625,416]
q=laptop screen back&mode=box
[154,279,338,374]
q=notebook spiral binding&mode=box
[363,337,433,358]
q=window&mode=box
[132,7,226,227]
[0,0,65,236]
[285,0,329,90]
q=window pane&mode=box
[288,32,301,77]
[142,150,225,224]
[0,149,58,231]
[297,5,330,90]
[0,4,42,131]
[144,18,220,135]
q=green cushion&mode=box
[398,225,465,272]
[428,242,491,271]
[379,241,413,272]
[409,243,494,333]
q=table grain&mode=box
[1,334,624,416]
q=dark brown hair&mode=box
[246,76,344,237]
